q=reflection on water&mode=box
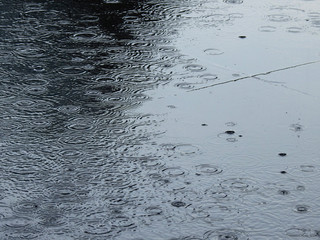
[1,0,320,239]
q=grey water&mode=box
[1,0,320,239]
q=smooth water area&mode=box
[1,0,320,239]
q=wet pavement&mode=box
[1,0,320,239]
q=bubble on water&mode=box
[171,201,186,208]
[297,185,305,191]
[278,189,290,195]
[290,123,303,132]
[204,48,224,55]
[294,204,310,213]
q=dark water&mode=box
[1,0,320,239]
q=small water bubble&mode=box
[294,204,309,213]
[297,185,305,191]
[171,201,186,208]
[278,190,290,195]
[290,123,303,132]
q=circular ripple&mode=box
[204,229,248,239]
[258,26,277,32]
[220,178,258,192]
[287,27,303,33]
[174,144,200,155]
[24,85,48,95]
[65,118,95,131]
[57,105,81,114]
[58,67,86,75]
[223,0,243,3]
[184,64,206,72]
[13,47,46,59]
[195,164,223,175]
[268,14,291,22]
[201,73,218,81]
[12,200,41,215]
[162,167,186,177]
[145,206,162,216]
[3,216,33,228]
[204,48,224,55]
[286,228,319,237]
[84,212,112,235]
[175,82,194,90]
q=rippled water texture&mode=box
[1,0,320,239]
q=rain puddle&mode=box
[1,0,320,239]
